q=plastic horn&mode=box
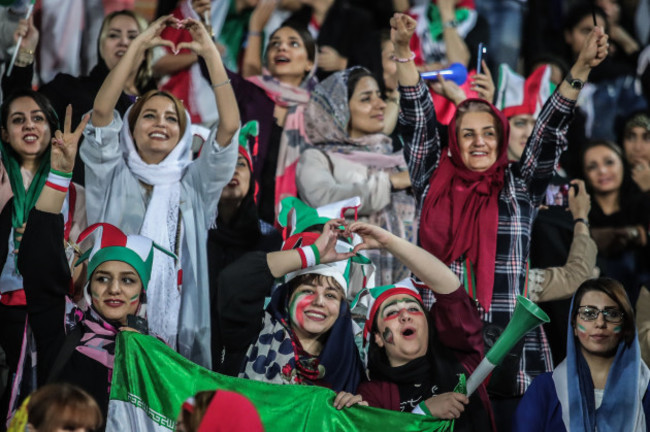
[420,63,468,86]
[465,295,550,397]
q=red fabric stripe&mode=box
[297,248,308,269]
[45,181,68,193]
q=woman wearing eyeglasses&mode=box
[513,277,650,431]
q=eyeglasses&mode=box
[577,306,624,323]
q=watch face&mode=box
[570,80,584,89]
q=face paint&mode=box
[382,327,394,345]
[577,324,587,333]
[129,293,140,305]
[290,292,316,329]
[381,299,424,321]
[613,326,622,333]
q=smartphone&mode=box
[545,183,578,207]
[126,314,149,335]
[477,43,487,74]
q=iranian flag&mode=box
[108,332,453,431]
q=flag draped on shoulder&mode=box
[108,332,454,431]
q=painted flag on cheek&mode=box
[107,332,457,431]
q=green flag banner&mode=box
[107,332,454,431]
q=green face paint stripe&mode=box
[91,291,100,300]
[577,324,587,332]
[613,326,622,333]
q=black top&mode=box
[213,251,275,375]
[18,209,110,422]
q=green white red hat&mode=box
[75,223,176,291]
[277,196,361,238]
[495,64,555,119]
[351,277,427,346]
[278,196,374,299]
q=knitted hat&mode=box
[75,223,176,291]
[351,277,427,346]
[495,64,555,119]
[278,196,361,238]
[624,113,650,135]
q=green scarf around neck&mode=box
[0,142,50,255]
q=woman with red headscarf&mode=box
[389,13,609,431]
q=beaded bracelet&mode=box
[45,169,72,193]
[390,52,416,63]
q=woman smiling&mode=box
[392,11,609,428]
[296,67,417,286]
[81,15,239,368]
[581,141,650,303]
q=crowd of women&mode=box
[0,0,649,431]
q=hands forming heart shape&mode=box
[140,15,218,57]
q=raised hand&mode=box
[249,0,278,33]
[314,219,356,264]
[430,73,467,105]
[14,15,39,52]
[176,18,219,58]
[50,105,89,174]
[191,0,211,16]
[349,222,394,252]
[576,26,609,70]
[136,15,179,51]
[389,13,416,55]
[470,60,495,103]
[568,179,591,221]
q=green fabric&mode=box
[0,142,50,256]
[110,332,455,431]
[218,0,253,71]
[427,6,471,41]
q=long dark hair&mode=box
[1,89,58,134]
[581,140,637,205]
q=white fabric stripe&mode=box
[302,246,317,268]
[46,171,72,188]
[107,400,172,432]
[126,236,154,261]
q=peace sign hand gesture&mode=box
[50,105,89,174]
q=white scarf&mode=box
[119,106,193,349]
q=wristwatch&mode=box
[564,72,585,90]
